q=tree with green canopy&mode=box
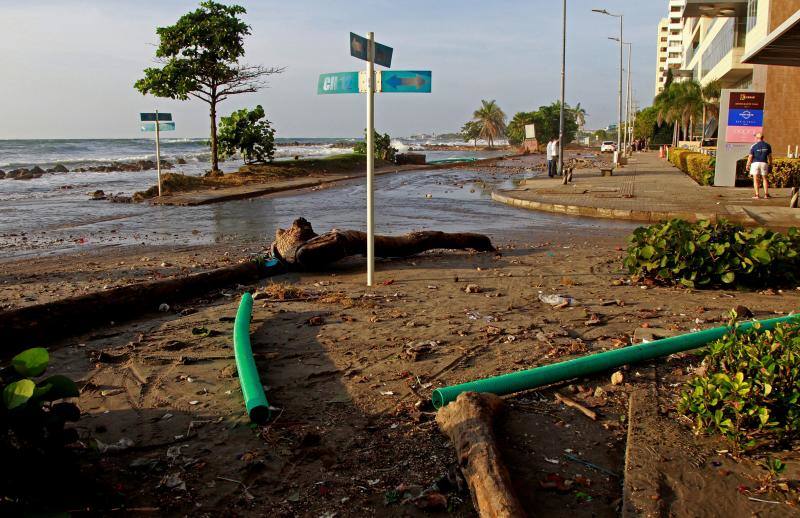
[218,105,276,164]
[472,100,507,148]
[134,1,284,173]
[461,121,481,147]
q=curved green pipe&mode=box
[432,314,798,409]
[233,292,270,423]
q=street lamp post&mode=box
[610,38,632,156]
[559,0,567,184]
[593,8,623,164]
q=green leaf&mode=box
[11,347,49,377]
[3,379,36,410]
[721,272,735,284]
[750,248,772,264]
[763,383,772,396]
[37,375,80,401]
[640,245,656,260]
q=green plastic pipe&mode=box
[432,314,798,409]
[233,292,271,423]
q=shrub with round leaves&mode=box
[624,219,800,289]
[679,317,800,452]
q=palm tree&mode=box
[472,99,507,148]
[572,103,587,132]
[654,81,704,146]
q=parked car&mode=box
[600,141,617,153]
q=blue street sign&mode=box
[728,108,764,127]
[317,72,360,94]
[380,70,432,93]
[350,32,393,68]
[141,121,175,132]
[140,112,172,122]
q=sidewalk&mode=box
[492,152,800,230]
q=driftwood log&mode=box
[270,218,495,269]
[436,392,526,518]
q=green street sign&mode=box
[350,32,393,68]
[379,70,432,93]
[140,112,172,122]
[317,72,360,94]
[141,121,175,132]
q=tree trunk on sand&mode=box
[436,392,526,518]
[210,97,219,174]
[271,218,495,269]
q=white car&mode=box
[600,141,617,153]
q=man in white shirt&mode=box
[547,138,559,177]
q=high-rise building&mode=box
[655,1,800,155]
[655,0,687,96]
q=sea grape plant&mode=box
[679,317,800,453]
[624,219,800,289]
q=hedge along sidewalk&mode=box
[492,152,800,230]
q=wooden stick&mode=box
[555,392,597,420]
[436,392,526,518]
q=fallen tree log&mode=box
[271,218,495,269]
[0,260,275,356]
[436,392,526,518]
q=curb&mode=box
[491,191,755,226]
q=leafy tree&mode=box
[461,121,481,147]
[506,112,536,146]
[593,129,610,142]
[134,1,284,173]
[353,130,397,162]
[218,105,275,164]
[633,106,658,141]
[533,101,579,145]
[472,99,507,148]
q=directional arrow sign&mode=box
[350,32,393,68]
[317,72,360,94]
[379,70,432,93]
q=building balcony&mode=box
[701,47,752,85]
[682,0,746,19]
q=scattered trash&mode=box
[96,437,135,453]
[191,326,212,337]
[158,303,170,312]
[585,314,603,326]
[538,293,574,307]
[306,316,325,326]
[379,391,395,396]
[160,473,186,491]
[465,284,482,294]
[544,456,560,464]
[611,371,624,385]
[539,473,573,491]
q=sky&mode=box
[0,0,665,139]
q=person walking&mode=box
[746,132,772,199]
[546,138,556,177]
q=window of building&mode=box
[746,0,758,32]
[700,17,746,77]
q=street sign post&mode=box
[140,111,174,197]
[317,33,431,286]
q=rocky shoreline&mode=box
[0,159,184,181]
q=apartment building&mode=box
[655,0,800,156]
[654,0,687,96]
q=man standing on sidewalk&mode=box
[746,133,772,199]
[546,138,555,177]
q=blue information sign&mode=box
[728,108,764,127]
[380,71,432,93]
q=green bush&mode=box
[736,157,800,187]
[354,130,397,162]
[679,317,800,452]
[668,148,714,185]
[624,219,800,288]
[2,348,81,506]
[218,105,276,164]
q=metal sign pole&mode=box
[155,109,162,197]
[366,32,376,287]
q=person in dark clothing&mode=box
[746,132,772,199]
